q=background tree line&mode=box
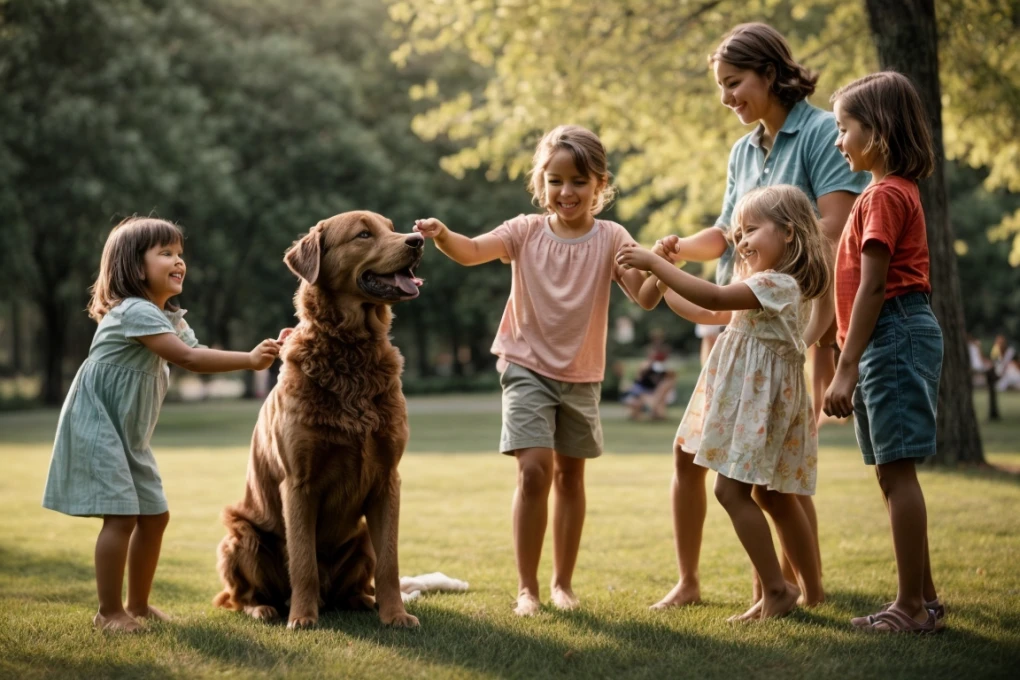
[1,0,1017,463]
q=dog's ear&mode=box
[285,225,322,284]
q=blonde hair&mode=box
[527,125,615,215]
[731,185,831,300]
[709,23,818,108]
[831,72,935,181]
[88,216,185,322]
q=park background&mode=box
[1,0,1018,678]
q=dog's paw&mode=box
[244,605,279,621]
[287,614,318,630]
[381,610,420,628]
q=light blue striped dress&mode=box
[42,298,200,517]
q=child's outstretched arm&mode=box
[617,244,759,312]
[138,333,282,373]
[658,229,729,263]
[414,218,508,266]
[659,281,732,326]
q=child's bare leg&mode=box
[714,476,799,621]
[878,485,938,605]
[875,460,930,624]
[126,511,171,621]
[550,453,585,610]
[651,445,708,609]
[94,515,141,632]
[753,487,823,605]
[512,447,554,615]
[797,494,823,583]
[922,534,938,603]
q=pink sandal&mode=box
[880,598,945,620]
[851,607,943,634]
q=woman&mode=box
[649,22,869,610]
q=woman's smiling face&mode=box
[714,60,773,126]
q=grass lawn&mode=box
[1,393,1019,679]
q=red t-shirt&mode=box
[835,175,931,348]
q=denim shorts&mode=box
[853,292,943,466]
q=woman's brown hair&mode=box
[831,71,935,181]
[88,217,185,321]
[709,23,818,108]
[527,125,615,216]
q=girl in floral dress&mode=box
[617,184,830,621]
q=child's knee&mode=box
[140,511,171,532]
[673,444,701,477]
[518,462,552,498]
[553,468,584,497]
[875,459,917,497]
[713,476,748,509]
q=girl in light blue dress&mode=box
[43,217,283,633]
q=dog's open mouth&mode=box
[358,265,424,301]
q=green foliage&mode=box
[391,0,1020,247]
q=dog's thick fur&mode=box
[213,211,423,629]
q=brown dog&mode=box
[213,211,423,629]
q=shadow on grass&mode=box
[169,620,310,669]
[3,652,178,680]
[0,545,208,605]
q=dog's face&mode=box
[285,211,424,303]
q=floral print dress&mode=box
[676,271,817,495]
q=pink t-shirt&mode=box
[490,213,637,382]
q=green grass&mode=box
[1,394,1019,679]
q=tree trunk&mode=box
[863,0,985,465]
[40,298,67,405]
[10,299,24,375]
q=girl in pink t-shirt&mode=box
[414,125,653,615]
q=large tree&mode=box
[390,0,1015,463]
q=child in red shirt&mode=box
[827,71,945,634]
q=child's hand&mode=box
[822,364,859,418]
[616,244,658,272]
[413,218,447,240]
[249,338,282,371]
[658,235,684,263]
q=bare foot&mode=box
[728,598,763,623]
[93,611,142,633]
[650,581,701,610]
[798,589,825,607]
[550,586,579,611]
[759,582,800,620]
[514,592,541,616]
[127,605,171,622]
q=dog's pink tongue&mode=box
[392,272,420,296]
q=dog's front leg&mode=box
[365,472,419,628]
[282,482,320,629]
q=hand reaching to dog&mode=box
[413,218,448,240]
[249,338,282,371]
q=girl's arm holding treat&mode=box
[138,333,282,373]
[617,244,760,312]
[414,218,508,266]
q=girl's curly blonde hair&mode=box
[731,185,831,300]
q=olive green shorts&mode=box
[499,362,603,459]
